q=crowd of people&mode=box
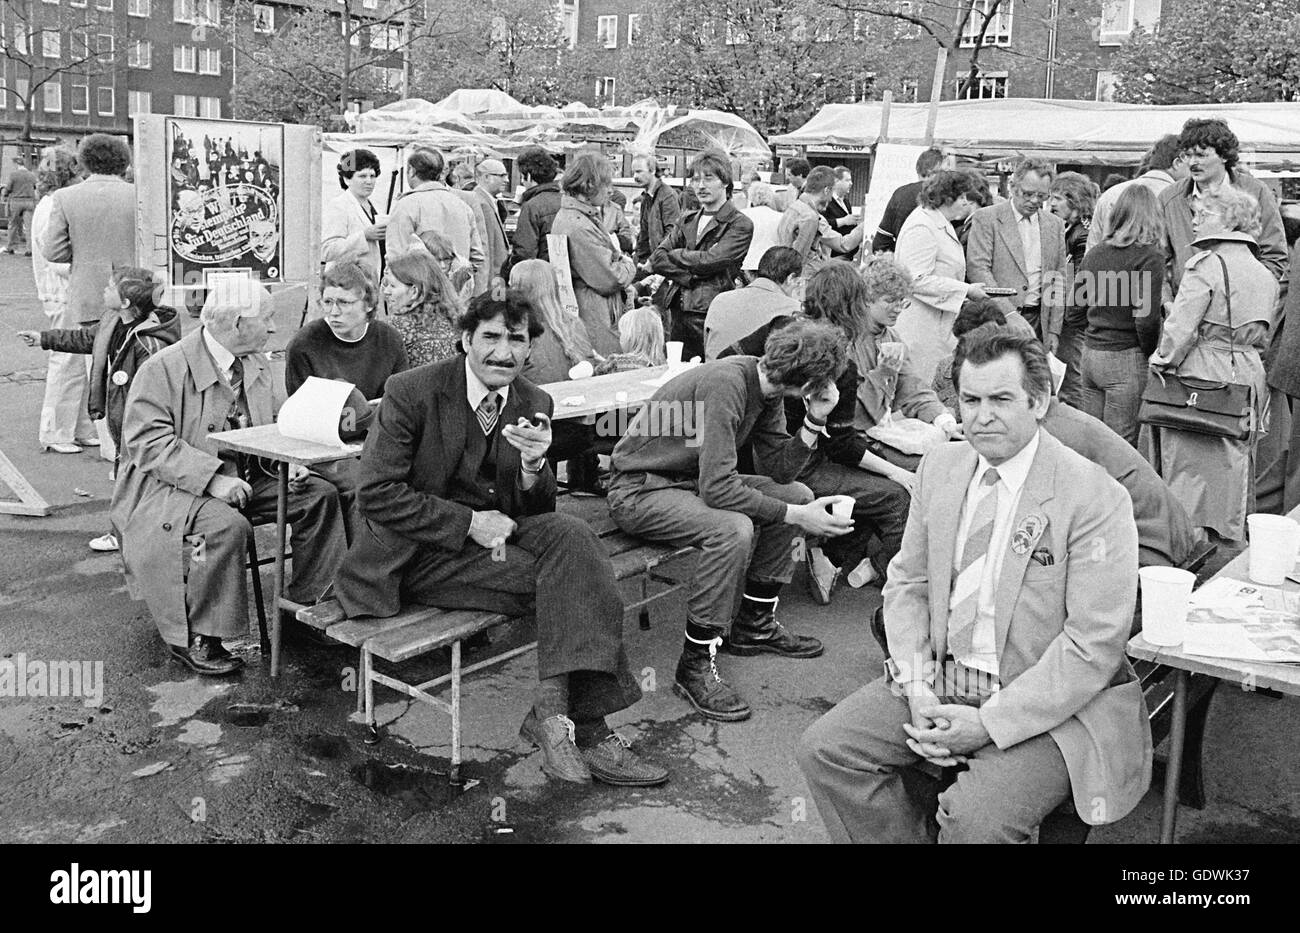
[12,113,1300,840]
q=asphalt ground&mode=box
[1,249,1297,845]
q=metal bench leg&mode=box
[1179,678,1219,809]
[247,534,270,656]
[1159,669,1189,843]
[639,565,651,631]
[450,640,462,787]
[363,647,381,745]
[356,648,367,714]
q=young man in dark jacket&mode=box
[650,149,753,362]
[508,146,562,269]
[607,320,854,722]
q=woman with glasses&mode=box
[1144,187,1280,542]
[322,148,385,279]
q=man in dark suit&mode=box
[822,166,861,261]
[334,295,667,788]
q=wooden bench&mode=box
[296,499,696,784]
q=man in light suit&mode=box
[457,159,510,297]
[798,326,1149,843]
[965,158,1068,347]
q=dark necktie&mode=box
[476,391,500,436]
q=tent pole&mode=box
[878,90,893,145]
[925,47,947,146]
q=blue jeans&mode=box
[1080,345,1148,447]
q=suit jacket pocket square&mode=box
[1029,547,1055,567]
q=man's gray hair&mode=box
[200,283,274,325]
[1011,157,1055,185]
[748,181,774,207]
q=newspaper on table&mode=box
[1181,577,1300,664]
[277,376,357,448]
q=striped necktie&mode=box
[476,391,501,436]
[948,467,1001,659]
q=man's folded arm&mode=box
[882,451,936,691]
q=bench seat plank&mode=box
[611,543,696,580]
[363,609,509,663]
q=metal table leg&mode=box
[271,460,288,678]
[1160,668,1189,844]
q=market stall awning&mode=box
[771,99,1300,167]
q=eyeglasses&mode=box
[320,297,363,309]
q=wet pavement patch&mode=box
[349,759,463,810]
[299,732,349,760]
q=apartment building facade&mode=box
[564,0,1164,109]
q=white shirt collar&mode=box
[974,429,1040,496]
[202,326,237,382]
[465,356,509,413]
[1017,207,1040,225]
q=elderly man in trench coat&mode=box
[111,290,346,675]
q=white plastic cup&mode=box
[1138,566,1196,647]
[828,495,855,520]
[666,341,684,367]
[568,360,594,380]
[1246,513,1300,585]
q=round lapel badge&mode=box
[111,370,130,387]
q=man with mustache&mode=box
[333,295,668,788]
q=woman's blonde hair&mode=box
[617,305,665,364]
[1201,186,1262,240]
[508,260,595,366]
[1105,184,1165,249]
[386,250,460,326]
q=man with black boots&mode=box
[607,320,854,721]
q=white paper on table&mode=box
[1188,577,1266,613]
[641,361,700,388]
[277,376,356,447]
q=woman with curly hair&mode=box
[893,169,992,382]
[381,249,463,367]
[1049,171,1099,405]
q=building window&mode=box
[362,0,378,7]
[198,95,220,118]
[595,76,616,106]
[1098,0,1161,45]
[97,86,114,115]
[0,78,6,110]
[97,34,113,55]
[252,3,274,33]
[198,47,220,74]
[128,38,152,68]
[128,89,152,115]
[597,15,617,48]
[894,1,922,39]
[899,76,919,102]
[957,70,1008,99]
[371,23,403,51]
[559,0,578,49]
[71,0,88,8]
[128,0,150,16]
[725,20,749,45]
[627,14,642,45]
[849,74,877,102]
[960,0,1014,47]
[44,81,62,112]
[43,30,61,59]
[852,12,872,40]
[791,16,808,41]
[173,0,195,23]
[96,0,113,9]
[174,44,197,72]
[16,78,29,111]
[71,83,89,113]
[173,93,198,116]
[197,0,218,25]
[1095,70,1119,101]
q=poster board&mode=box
[546,233,580,314]
[860,143,929,245]
[134,115,321,317]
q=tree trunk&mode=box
[340,0,352,117]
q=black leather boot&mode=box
[674,637,751,722]
[724,595,824,658]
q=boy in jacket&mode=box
[20,267,181,550]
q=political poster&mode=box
[166,118,284,312]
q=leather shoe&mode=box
[581,733,669,786]
[519,709,591,783]
[804,544,839,605]
[724,597,823,659]
[171,635,245,676]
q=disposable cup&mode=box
[1246,513,1300,585]
[828,495,855,520]
[1138,566,1195,647]
[568,360,594,380]
[666,341,684,366]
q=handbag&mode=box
[1138,254,1253,441]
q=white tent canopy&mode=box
[771,99,1300,167]
[431,88,531,115]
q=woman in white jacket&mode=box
[890,170,990,383]
[321,148,385,278]
[30,146,90,454]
